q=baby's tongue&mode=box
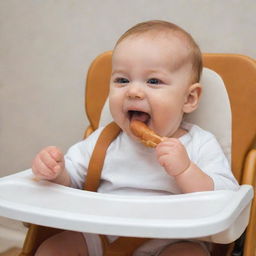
[130,111,150,123]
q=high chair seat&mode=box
[0,52,255,256]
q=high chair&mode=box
[0,52,255,256]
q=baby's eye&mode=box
[114,77,129,84]
[147,78,163,85]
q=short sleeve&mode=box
[196,135,239,191]
[64,127,104,189]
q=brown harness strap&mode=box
[84,122,121,191]
[84,122,150,256]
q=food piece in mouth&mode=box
[128,110,150,124]
[130,120,164,148]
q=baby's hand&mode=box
[32,146,65,181]
[156,138,191,176]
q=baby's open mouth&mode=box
[128,110,151,124]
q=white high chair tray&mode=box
[0,169,253,244]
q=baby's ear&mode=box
[183,83,202,113]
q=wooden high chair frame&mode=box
[20,52,256,256]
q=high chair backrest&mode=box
[85,51,256,183]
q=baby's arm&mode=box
[156,139,214,193]
[32,146,71,187]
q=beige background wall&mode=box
[1,0,255,177]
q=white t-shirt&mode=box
[65,122,239,194]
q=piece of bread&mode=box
[130,120,164,148]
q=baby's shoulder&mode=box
[182,122,216,145]
[85,126,106,141]
[67,126,106,153]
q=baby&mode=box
[32,20,238,256]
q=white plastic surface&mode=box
[0,169,253,244]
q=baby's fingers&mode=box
[157,153,170,168]
[32,147,63,180]
[157,138,185,154]
[156,140,176,154]
[40,150,60,171]
[47,146,63,162]
[32,157,56,180]
[158,138,180,147]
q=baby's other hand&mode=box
[32,146,65,181]
[156,138,191,176]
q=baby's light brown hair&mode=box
[115,20,202,84]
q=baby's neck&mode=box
[172,127,188,138]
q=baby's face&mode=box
[109,33,200,138]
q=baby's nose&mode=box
[126,83,145,99]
